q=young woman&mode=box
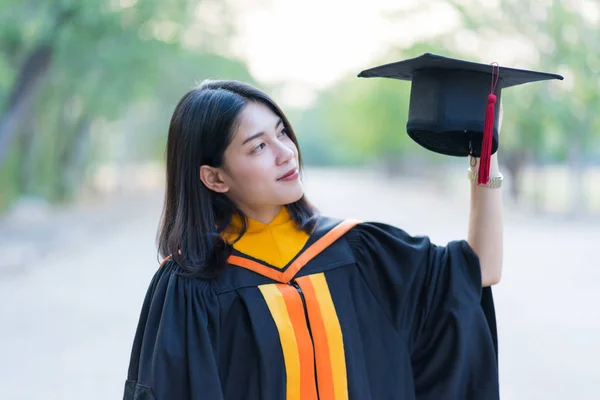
[123,80,502,400]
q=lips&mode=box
[277,168,299,181]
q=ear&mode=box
[200,165,229,193]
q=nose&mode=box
[275,142,294,165]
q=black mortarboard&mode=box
[357,53,563,183]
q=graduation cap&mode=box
[357,53,563,184]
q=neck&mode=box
[238,204,283,225]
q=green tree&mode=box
[299,40,455,172]
[0,0,252,209]
[447,0,600,213]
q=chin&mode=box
[278,184,304,205]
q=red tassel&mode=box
[478,94,496,184]
[478,63,500,185]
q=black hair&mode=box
[157,80,318,279]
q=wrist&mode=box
[467,169,503,188]
[469,153,501,175]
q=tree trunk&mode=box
[16,116,38,194]
[0,44,53,167]
[567,126,587,217]
[531,152,544,214]
[0,6,78,168]
[59,116,92,199]
[501,149,527,202]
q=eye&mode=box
[278,128,289,137]
[252,142,266,153]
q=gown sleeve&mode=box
[123,260,223,400]
[346,222,499,400]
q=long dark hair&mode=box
[157,80,318,279]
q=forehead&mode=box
[234,102,280,139]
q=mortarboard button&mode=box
[358,53,563,184]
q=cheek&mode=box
[227,156,273,188]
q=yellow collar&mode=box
[221,207,310,269]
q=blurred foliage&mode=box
[445,0,600,209]
[292,78,414,168]
[296,40,463,172]
[296,0,599,211]
[0,0,254,210]
[1,0,598,215]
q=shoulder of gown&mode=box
[344,221,499,399]
[345,221,484,316]
[124,260,224,400]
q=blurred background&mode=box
[0,0,598,399]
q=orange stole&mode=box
[259,273,348,400]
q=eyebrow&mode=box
[242,118,283,145]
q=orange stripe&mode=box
[277,284,318,400]
[228,219,360,282]
[228,255,287,282]
[259,284,301,398]
[295,276,336,399]
[159,255,172,268]
[308,274,348,399]
[160,249,183,268]
[284,220,360,280]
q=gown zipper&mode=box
[289,280,320,399]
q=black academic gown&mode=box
[123,217,499,400]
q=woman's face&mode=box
[204,102,304,216]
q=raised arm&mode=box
[467,149,504,287]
